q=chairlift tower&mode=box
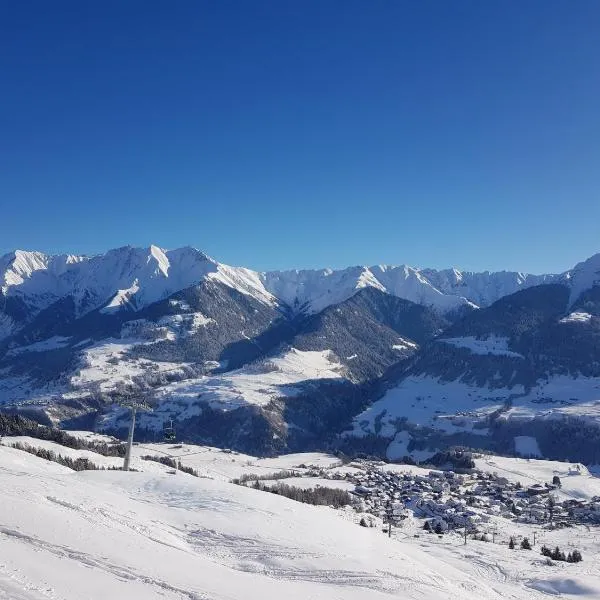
[119,395,151,471]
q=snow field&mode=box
[514,436,542,457]
[0,445,542,600]
[97,348,346,432]
[350,374,600,461]
[3,442,600,598]
[69,339,188,394]
[474,454,600,502]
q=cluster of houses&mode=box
[303,461,600,532]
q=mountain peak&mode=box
[569,252,600,305]
[1,249,50,289]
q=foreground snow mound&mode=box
[527,577,600,597]
[0,444,572,600]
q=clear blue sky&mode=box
[1,1,599,273]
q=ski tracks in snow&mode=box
[0,526,210,600]
[187,527,476,596]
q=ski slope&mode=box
[2,443,600,599]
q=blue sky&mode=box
[1,1,599,273]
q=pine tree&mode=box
[434,522,443,535]
[423,521,432,532]
[571,549,582,563]
[521,537,532,550]
[508,537,515,549]
[546,495,556,524]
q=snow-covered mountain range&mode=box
[0,244,579,331]
[1,245,600,461]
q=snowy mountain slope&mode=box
[346,282,600,463]
[405,283,600,390]
[421,267,562,308]
[0,246,278,331]
[2,443,599,600]
[260,261,567,316]
[0,278,291,401]
[261,264,477,314]
[279,287,446,382]
[0,285,443,454]
[568,252,600,306]
[348,373,600,459]
[98,347,346,433]
[474,454,598,500]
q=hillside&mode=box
[1,437,600,599]
[347,282,600,463]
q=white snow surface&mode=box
[351,374,517,441]
[262,264,478,314]
[514,436,542,458]
[257,476,356,492]
[474,454,598,501]
[386,431,436,462]
[438,335,524,358]
[2,443,600,599]
[134,446,343,481]
[420,267,561,308]
[560,312,594,324]
[69,339,188,394]
[392,338,418,351]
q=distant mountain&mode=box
[1,245,600,460]
[0,246,277,340]
[0,245,569,342]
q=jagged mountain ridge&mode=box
[0,244,581,342]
